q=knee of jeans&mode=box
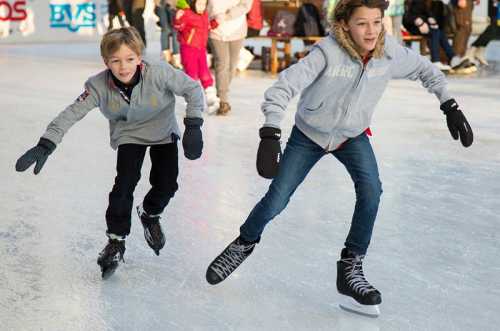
[262,184,291,213]
[356,179,382,202]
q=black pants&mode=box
[105,143,178,237]
[472,23,500,47]
[123,0,146,46]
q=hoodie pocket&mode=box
[303,101,324,112]
[299,101,333,133]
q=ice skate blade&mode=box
[338,295,380,318]
[100,263,119,280]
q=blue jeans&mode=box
[428,28,455,62]
[158,0,179,54]
[240,126,382,255]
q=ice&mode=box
[1,41,499,330]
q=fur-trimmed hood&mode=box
[331,23,386,61]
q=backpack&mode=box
[268,10,296,37]
[294,3,325,37]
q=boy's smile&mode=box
[105,44,142,84]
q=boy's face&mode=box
[342,7,383,56]
[105,44,142,84]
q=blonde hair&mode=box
[100,27,144,60]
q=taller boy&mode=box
[206,0,473,318]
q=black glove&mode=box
[182,117,203,160]
[256,127,282,179]
[15,138,56,175]
[440,99,473,147]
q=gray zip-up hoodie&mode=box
[42,61,205,150]
[262,27,452,151]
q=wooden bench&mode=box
[247,33,453,75]
[247,35,322,75]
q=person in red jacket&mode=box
[247,0,263,37]
[174,0,219,113]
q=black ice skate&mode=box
[206,236,257,285]
[97,238,125,280]
[337,248,382,318]
[137,204,165,256]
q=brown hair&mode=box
[100,27,144,60]
[331,0,389,25]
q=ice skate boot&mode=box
[474,47,489,66]
[97,236,125,280]
[206,236,258,285]
[137,204,165,256]
[337,248,382,318]
[205,86,220,115]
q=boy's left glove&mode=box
[182,117,203,160]
[440,99,473,147]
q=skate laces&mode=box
[342,255,377,296]
[138,204,162,223]
[211,239,255,279]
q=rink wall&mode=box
[0,0,157,44]
[0,0,491,44]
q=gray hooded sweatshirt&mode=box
[42,61,205,150]
[262,31,452,151]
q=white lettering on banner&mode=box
[50,2,96,32]
[326,65,356,79]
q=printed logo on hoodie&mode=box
[325,64,356,79]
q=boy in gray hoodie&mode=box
[206,0,473,317]
[15,27,205,279]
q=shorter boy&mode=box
[16,27,205,279]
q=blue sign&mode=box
[50,2,96,32]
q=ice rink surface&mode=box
[1,41,500,331]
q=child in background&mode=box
[15,27,205,279]
[154,0,182,68]
[174,0,219,114]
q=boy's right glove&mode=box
[15,138,56,175]
[256,127,282,179]
[440,99,473,147]
[182,117,203,160]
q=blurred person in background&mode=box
[174,0,220,113]
[208,0,253,116]
[247,0,263,37]
[465,0,500,65]
[154,0,182,67]
[450,0,481,63]
[384,0,405,43]
[108,0,127,30]
[403,0,468,71]
[123,0,147,46]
